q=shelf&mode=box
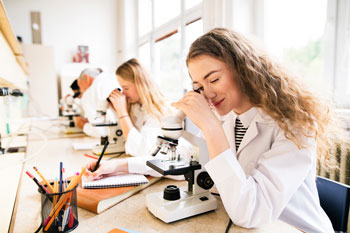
[0,1,28,90]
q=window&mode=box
[154,0,180,28]
[262,0,350,107]
[155,32,181,101]
[137,0,203,102]
[138,0,152,37]
[264,0,328,97]
[139,42,151,72]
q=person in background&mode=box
[75,67,119,137]
[84,58,187,179]
[171,28,338,233]
[59,79,81,115]
[70,79,81,99]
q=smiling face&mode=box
[188,55,252,115]
[117,75,141,104]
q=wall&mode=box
[3,0,119,75]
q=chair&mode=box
[316,176,350,232]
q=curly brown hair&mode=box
[187,27,344,168]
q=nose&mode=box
[202,85,216,100]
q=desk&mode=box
[10,121,300,233]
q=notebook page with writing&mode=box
[82,174,149,189]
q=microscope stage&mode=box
[146,189,217,223]
[147,159,201,176]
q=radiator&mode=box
[318,143,350,185]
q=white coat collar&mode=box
[220,107,274,155]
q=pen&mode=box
[58,162,63,231]
[33,166,55,193]
[61,194,72,230]
[92,140,109,172]
[59,162,63,194]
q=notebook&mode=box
[82,174,149,189]
[77,176,161,213]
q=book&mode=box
[82,174,149,189]
[77,176,161,214]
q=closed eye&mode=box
[210,78,219,83]
[193,86,204,93]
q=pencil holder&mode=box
[39,182,79,233]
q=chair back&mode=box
[316,176,350,232]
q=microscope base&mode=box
[64,127,83,134]
[146,189,217,223]
[92,143,125,155]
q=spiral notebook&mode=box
[82,174,149,189]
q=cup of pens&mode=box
[39,181,79,233]
[27,165,85,232]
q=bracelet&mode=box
[119,115,130,119]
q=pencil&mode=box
[33,166,55,193]
[53,178,58,207]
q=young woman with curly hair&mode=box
[172,28,336,233]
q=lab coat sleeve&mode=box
[127,156,163,177]
[124,117,162,157]
[83,122,107,138]
[204,129,314,228]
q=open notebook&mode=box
[82,174,149,189]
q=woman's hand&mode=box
[172,91,229,159]
[84,159,128,181]
[74,116,88,129]
[171,91,220,133]
[108,89,128,116]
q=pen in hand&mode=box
[92,140,109,172]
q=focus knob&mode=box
[163,185,180,201]
[197,171,214,190]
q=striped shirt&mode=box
[235,117,248,152]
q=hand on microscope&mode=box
[108,88,128,117]
[171,91,221,133]
[84,158,128,181]
[74,116,88,129]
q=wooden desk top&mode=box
[10,121,300,233]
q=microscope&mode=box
[91,100,125,155]
[60,95,83,134]
[146,110,217,223]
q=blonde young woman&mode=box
[85,58,171,178]
[172,28,338,233]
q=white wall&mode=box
[3,0,119,75]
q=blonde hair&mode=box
[116,58,170,123]
[187,27,345,168]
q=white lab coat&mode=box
[80,72,119,137]
[126,104,193,178]
[204,107,334,233]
